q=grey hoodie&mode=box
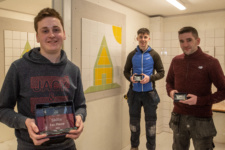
[0,47,86,150]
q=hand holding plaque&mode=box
[133,75,143,82]
[174,93,187,102]
[35,101,77,138]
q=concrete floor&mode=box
[122,132,225,150]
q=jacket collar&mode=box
[136,46,151,53]
[184,46,203,59]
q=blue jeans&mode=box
[128,89,159,150]
[169,112,217,150]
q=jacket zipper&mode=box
[186,58,189,91]
[142,50,148,92]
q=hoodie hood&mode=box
[23,47,68,65]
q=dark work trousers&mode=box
[169,112,217,150]
[17,138,76,150]
[128,90,158,150]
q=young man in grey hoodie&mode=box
[0,8,86,150]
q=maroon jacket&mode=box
[166,47,225,117]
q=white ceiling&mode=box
[112,0,225,17]
[0,0,225,17]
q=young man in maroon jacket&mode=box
[166,26,225,150]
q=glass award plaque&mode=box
[174,93,187,102]
[133,75,143,82]
[35,101,77,138]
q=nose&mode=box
[182,41,188,47]
[49,31,55,38]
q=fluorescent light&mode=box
[166,0,186,10]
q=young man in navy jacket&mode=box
[124,28,164,150]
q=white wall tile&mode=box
[164,32,171,40]
[215,38,224,47]
[12,40,20,48]
[171,48,179,56]
[12,48,21,57]
[12,56,19,62]
[20,40,27,49]
[4,65,10,75]
[215,29,224,38]
[29,41,34,48]
[204,47,215,56]
[5,56,13,66]
[198,30,205,39]
[13,31,20,39]
[164,40,171,47]
[215,55,224,65]
[4,39,13,48]
[205,38,214,47]
[205,29,214,38]
[171,32,178,40]
[199,38,205,47]
[153,39,162,47]
[35,42,40,47]
[5,48,13,57]
[28,32,35,41]
[171,39,179,47]
[20,32,27,40]
[153,32,162,40]
[215,47,225,55]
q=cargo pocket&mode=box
[148,89,160,105]
[194,118,217,139]
[127,88,134,105]
[169,112,180,133]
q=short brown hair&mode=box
[178,26,199,39]
[34,8,64,32]
[137,28,150,35]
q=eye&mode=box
[42,30,49,34]
[187,38,192,42]
[53,28,60,33]
[179,40,184,43]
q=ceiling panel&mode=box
[112,0,225,17]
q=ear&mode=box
[36,33,40,43]
[196,37,200,45]
[64,30,66,40]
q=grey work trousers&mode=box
[169,112,217,150]
[128,89,159,150]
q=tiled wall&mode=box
[4,30,39,74]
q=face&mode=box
[137,33,150,51]
[179,32,200,55]
[36,17,66,55]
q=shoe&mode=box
[130,148,138,150]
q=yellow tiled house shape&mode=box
[94,36,113,86]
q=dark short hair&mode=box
[137,28,150,35]
[34,8,64,32]
[178,26,199,39]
